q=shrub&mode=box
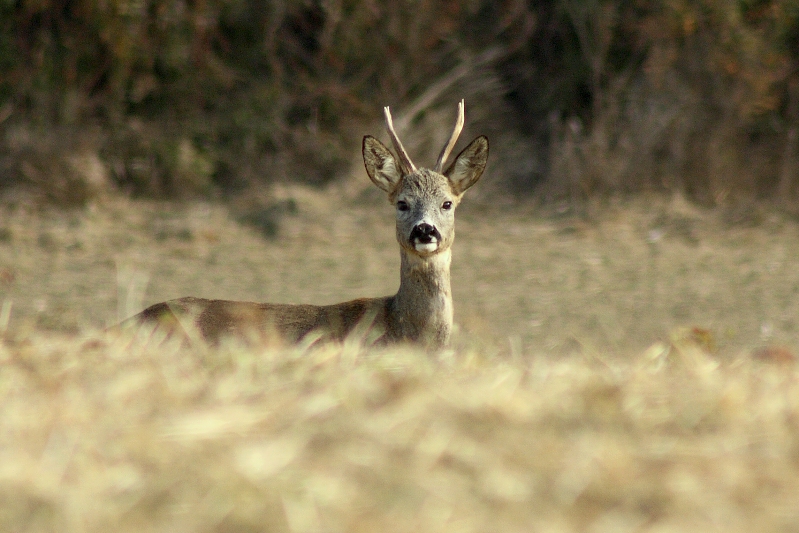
[1,0,798,204]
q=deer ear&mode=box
[363,136,402,192]
[444,136,488,195]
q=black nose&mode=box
[410,223,441,243]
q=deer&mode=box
[120,100,488,349]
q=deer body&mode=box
[123,101,488,348]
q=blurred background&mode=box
[3,0,799,354]
[2,0,799,206]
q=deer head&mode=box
[362,100,489,257]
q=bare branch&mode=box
[383,106,417,175]
[434,100,465,173]
[396,48,502,131]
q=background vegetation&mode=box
[2,0,799,205]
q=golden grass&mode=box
[3,189,799,530]
[1,331,798,532]
[3,189,799,355]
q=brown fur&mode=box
[128,296,391,345]
[120,102,488,349]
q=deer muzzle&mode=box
[410,223,441,253]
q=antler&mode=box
[434,99,465,173]
[383,106,417,175]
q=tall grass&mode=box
[1,330,797,532]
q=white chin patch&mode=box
[414,242,438,253]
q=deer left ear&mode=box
[445,136,488,195]
[363,135,402,193]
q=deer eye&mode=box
[442,201,453,210]
[397,200,409,211]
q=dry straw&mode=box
[0,330,797,532]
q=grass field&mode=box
[1,185,799,531]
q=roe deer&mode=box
[121,100,488,348]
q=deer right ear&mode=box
[363,136,402,192]
[444,136,489,196]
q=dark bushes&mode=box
[1,0,798,204]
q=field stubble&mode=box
[1,186,799,531]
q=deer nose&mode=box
[410,223,440,243]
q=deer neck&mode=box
[393,248,453,346]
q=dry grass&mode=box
[2,186,799,353]
[1,331,798,532]
[2,187,799,531]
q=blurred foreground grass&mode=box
[1,331,798,532]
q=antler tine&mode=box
[383,106,417,175]
[434,99,465,173]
